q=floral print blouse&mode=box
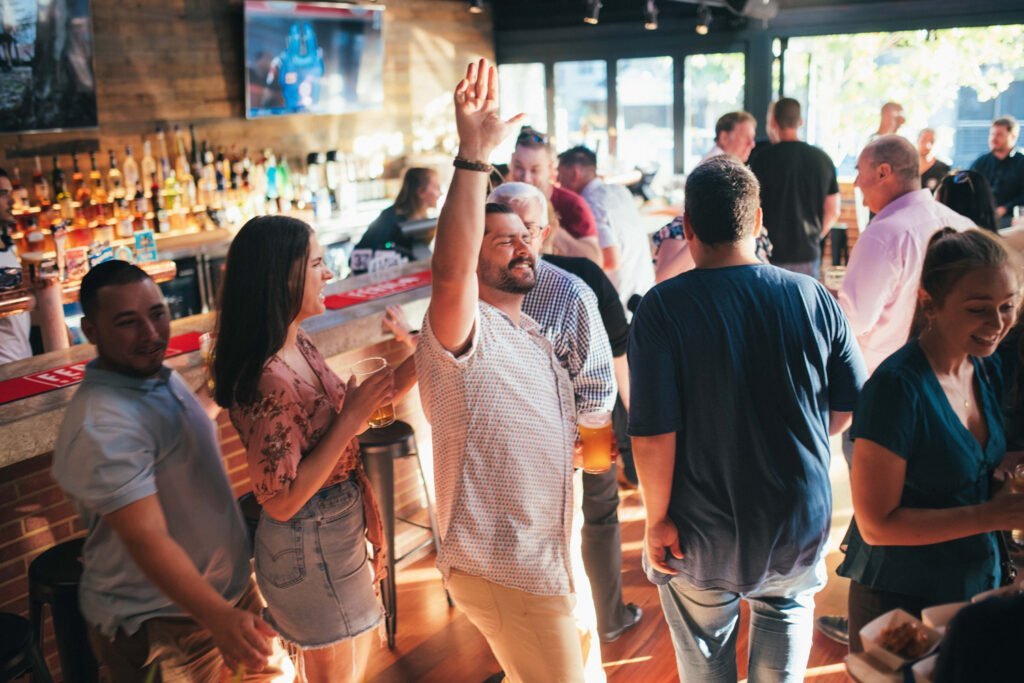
[230,330,385,576]
[653,215,774,263]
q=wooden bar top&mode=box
[0,261,432,470]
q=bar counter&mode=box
[0,260,431,469]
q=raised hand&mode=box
[454,58,524,160]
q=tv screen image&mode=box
[244,1,384,119]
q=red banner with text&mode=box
[324,269,432,310]
[0,332,203,406]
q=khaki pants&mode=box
[447,569,585,683]
[88,579,295,683]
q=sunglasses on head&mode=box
[517,127,549,145]
[952,171,973,185]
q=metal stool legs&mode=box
[410,452,453,607]
[362,448,398,649]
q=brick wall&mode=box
[0,339,432,681]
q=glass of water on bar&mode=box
[352,357,395,429]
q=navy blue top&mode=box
[838,341,1005,603]
[971,148,1024,217]
[628,264,866,592]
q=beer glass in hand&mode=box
[199,332,216,394]
[578,410,614,474]
[1012,464,1024,546]
[352,357,396,428]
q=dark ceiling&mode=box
[490,0,904,31]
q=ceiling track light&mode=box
[584,0,603,25]
[696,3,712,35]
[644,0,659,30]
[468,0,484,14]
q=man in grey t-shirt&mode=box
[51,261,292,682]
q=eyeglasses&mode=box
[517,127,549,146]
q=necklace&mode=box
[943,376,972,411]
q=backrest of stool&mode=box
[0,612,32,665]
[29,538,86,602]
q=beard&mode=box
[481,255,537,294]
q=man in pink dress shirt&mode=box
[817,134,975,647]
[839,135,975,375]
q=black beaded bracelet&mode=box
[453,156,492,173]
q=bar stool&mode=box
[0,612,52,683]
[28,538,99,683]
[359,420,448,649]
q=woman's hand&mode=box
[383,305,418,349]
[985,484,1024,531]
[994,451,1024,484]
[342,368,394,433]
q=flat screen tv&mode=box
[244,1,384,119]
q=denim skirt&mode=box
[254,479,382,648]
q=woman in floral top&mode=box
[653,214,773,283]
[213,215,415,682]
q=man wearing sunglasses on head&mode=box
[510,127,603,266]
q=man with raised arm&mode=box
[414,59,584,682]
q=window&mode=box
[616,57,674,185]
[683,53,746,173]
[554,60,609,166]
[780,26,1024,176]
[495,63,548,164]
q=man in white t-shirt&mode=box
[0,168,32,365]
[556,146,655,314]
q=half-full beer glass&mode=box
[352,357,395,429]
[578,410,614,474]
[1012,464,1024,546]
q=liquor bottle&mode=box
[122,145,140,197]
[201,149,218,207]
[174,125,191,183]
[52,156,74,221]
[71,155,91,224]
[189,124,202,181]
[265,150,279,208]
[88,152,108,204]
[277,155,293,205]
[156,127,171,184]
[221,148,232,190]
[107,149,125,200]
[32,156,51,206]
[140,139,158,190]
[88,151,109,221]
[115,198,135,239]
[10,167,28,210]
[151,180,170,233]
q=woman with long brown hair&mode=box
[837,228,1024,652]
[214,215,415,681]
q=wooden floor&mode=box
[364,447,857,683]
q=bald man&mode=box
[840,135,975,374]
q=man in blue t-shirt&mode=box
[628,156,866,682]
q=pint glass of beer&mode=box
[199,332,216,394]
[578,410,614,474]
[352,357,395,429]
[1012,464,1024,546]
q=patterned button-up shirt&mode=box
[523,259,616,414]
[580,178,656,312]
[416,301,577,596]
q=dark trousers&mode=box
[612,396,636,484]
[830,228,849,266]
[582,462,628,635]
[847,580,940,653]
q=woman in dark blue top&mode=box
[838,228,1024,652]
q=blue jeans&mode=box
[655,557,825,683]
